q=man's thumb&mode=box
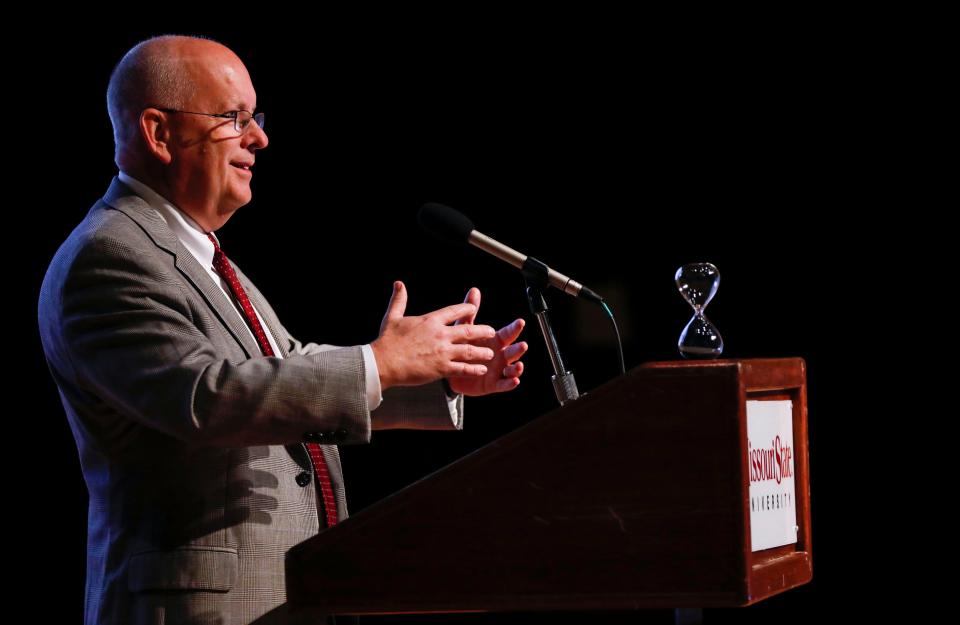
[384,281,407,321]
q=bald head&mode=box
[107,35,242,167]
[105,35,267,231]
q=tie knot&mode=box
[207,234,227,265]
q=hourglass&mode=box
[675,262,724,358]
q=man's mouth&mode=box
[230,161,253,171]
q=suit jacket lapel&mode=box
[231,265,290,358]
[101,177,345,510]
[101,177,260,360]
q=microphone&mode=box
[417,202,604,304]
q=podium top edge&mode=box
[639,357,805,370]
[637,357,806,390]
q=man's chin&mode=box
[226,192,253,213]
[218,200,251,226]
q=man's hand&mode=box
[371,281,497,391]
[447,287,528,397]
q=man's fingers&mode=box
[431,302,478,325]
[449,323,496,342]
[451,344,495,362]
[448,362,488,377]
[503,341,529,364]
[493,376,521,392]
[384,281,408,321]
[461,287,480,325]
[495,318,526,347]
[502,361,524,378]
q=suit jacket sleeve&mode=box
[281,326,464,432]
[57,233,373,448]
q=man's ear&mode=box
[139,109,173,165]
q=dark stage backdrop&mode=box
[21,23,904,624]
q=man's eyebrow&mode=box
[219,102,252,112]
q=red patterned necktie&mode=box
[207,233,338,528]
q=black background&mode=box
[19,18,914,624]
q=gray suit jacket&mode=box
[38,178,464,625]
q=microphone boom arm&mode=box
[470,231,598,301]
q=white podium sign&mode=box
[747,400,798,552]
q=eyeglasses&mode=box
[156,108,264,134]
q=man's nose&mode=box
[244,121,268,151]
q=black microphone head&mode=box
[418,203,475,244]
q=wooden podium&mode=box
[286,357,812,616]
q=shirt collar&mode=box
[118,171,219,269]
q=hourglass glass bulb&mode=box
[675,262,724,358]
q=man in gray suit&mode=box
[38,35,527,625]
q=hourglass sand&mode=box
[675,262,724,358]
